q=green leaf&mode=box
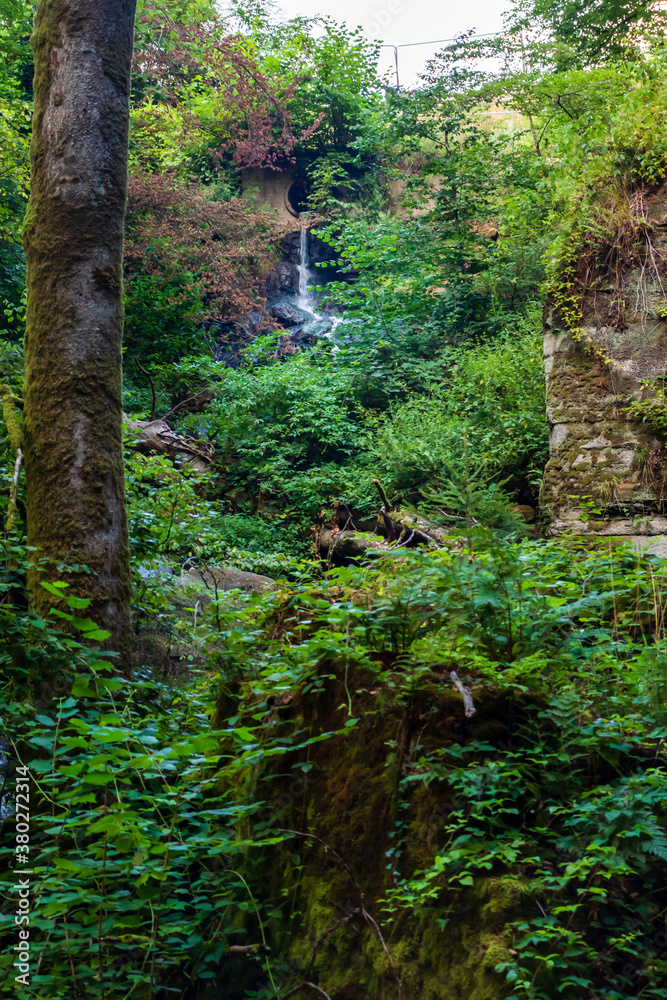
[53,858,87,872]
[83,771,116,785]
[40,581,69,595]
[71,676,94,697]
[66,596,93,610]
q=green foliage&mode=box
[9,5,667,996]
[0,543,114,686]
[370,322,548,500]
[198,532,667,997]
[128,5,382,194]
[6,518,667,998]
[174,315,546,524]
[307,150,386,220]
[0,0,31,341]
[125,449,309,576]
[0,616,331,996]
[628,379,667,437]
[282,19,382,156]
[279,535,667,996]
[190,342,376,518]
[390,723,667,998]
[124,270,208,365]
[509,0,667,67]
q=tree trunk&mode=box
[23,0,137,670]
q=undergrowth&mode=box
[2,531,667,998]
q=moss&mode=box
[480,934,511,971]
[22,0,136,669]
[0,383,22,454]
[544,184,667,521]
[225,671,532,1000]
[477,876,532,919]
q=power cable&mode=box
[380,30,503,88]
[396,31,502,49]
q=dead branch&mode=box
[281,983,333,1000]
[450,670,477,718]
[228,944,271,955]
[391,529,416,549]
[372,478,391,510]
[372,479,396,542]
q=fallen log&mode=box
[317,512,454,560]
[318,529,389,560]
[384,508,451,546]
[124,416,214,473]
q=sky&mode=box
[274,0,509,85]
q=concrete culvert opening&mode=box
[287,181,309,215]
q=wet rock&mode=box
[137,563,172,580]
[289,328,319,347]
[270,301,312,326]
[289,316,339,346]
[187,566,276,592]
[267,260,298,297]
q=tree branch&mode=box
[450,670,476,718]
[135,360,157,420]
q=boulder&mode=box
[187,566,276,593]
[269,301,311,326]
[512,504,536,524]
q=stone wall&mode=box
[241,166,299,224]
[542,182,667,550]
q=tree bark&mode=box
[23,0,137,669]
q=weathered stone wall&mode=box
[542,183,667,549]
[241,166,299,223]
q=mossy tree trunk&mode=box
[23,0,137,669]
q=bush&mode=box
[123,174,283,364]
[370,319,548,506]
[193,345,375,517]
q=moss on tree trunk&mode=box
[23,0,137,670]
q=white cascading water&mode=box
[296,227,341,339]
[297,227,317,315]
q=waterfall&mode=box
[297,228,317,315]
[288,227,341,343]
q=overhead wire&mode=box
[379,30,504,87]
